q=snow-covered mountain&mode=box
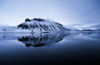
[65,23,100,31]
[88,24,100,30]
[17,18,70,33]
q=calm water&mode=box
[0,31,100,65]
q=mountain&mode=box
[0,18,70,33]
[17,18,70,33]
[0,26,17,33]
[88,24,100,30]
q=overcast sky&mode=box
[0,0,100,26]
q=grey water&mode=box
[0,31,100,65]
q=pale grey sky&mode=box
[0,0,100,26]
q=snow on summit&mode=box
[17,18,70,33]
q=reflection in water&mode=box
[0,32,69,47]
[18,33,69,47]
[80,31,96,35]
[0,31,99,47]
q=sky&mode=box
[0,0,100,26]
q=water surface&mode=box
[0,31,100,65]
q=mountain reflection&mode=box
[0,31,98,47]
[18,33,68,47]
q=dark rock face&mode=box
[25,18,31,22]
[55,22,63,26]
[18,24,23,29]
[18,24,30,29]
[33,18,44,22]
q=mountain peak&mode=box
[18,18,69,32]
[25,18,45,22]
